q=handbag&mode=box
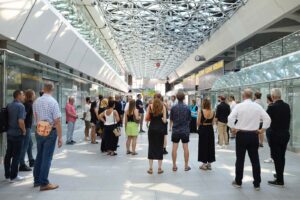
[112,111,121,137]
[36,121,52,137]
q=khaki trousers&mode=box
[217,122,228,145]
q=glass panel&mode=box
[260,40,283,62]
[290,79,300,151]
[283,32,300,55]
[244,49,260,67]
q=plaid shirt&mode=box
[33,94,61,126]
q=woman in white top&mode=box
[99,100,120,156]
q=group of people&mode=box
[4,82,63,191]
[3,82,291,192]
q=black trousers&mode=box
[235,131,261,187]
[4,135,24,180]
[269,130,290,183]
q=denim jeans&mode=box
[27,136,34,161]
[20,128,32,165]
[66,121,75,142]
[4,135,24,179]
[33,129,57,186]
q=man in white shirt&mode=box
[83,97,91,141]
[228,88,271,191]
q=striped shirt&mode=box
[33,94,61,126]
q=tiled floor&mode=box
[0,124,300,200]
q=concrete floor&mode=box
[0,123,300,200]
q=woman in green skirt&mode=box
[125,99,141,155]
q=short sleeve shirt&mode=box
[136,99,144,114]
[170,102,191,135]
[33,94,61,126]
[84,103,91,121]
[7,100,26,136]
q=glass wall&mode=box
[0,50,112,160]
[210,79,300,152]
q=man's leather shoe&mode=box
[29,159,35,167]
[19,164,32,171]
[40,183,59,191]
[268,180,284,187]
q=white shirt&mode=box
[124,102,129,112]
[230,101,237,111]
[228,99,271,131]
[84,103,91,121]
[104,110,117,126]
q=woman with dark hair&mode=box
[125,99,140,155]
[19,89,36,171]
[145,98,167,174]
[197,98,216,170]
[99,100,120,156]
[90,101,99,144]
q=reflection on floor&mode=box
[0,125,300,200]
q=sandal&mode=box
[126,151,132,155]
[158,168,164,174]
[184,166,191,171]
[172,166,178,172]
[131,152,138,155]
[147,169,153,174]
[200,164,208,170]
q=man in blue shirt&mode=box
[4,90,26,182]
[170,91,191,172]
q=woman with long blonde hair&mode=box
[145,97,167,174]
[125,100,140,155]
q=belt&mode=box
[238,130,257,133]
[201,123,213,126]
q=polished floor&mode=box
[0,123,300,200]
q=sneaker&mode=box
[66,141,73,145]
[264,158,273,163]
[29,159,35,168]
[232,181,241,188]
[254,186,260,191]
[268,180,284,187]
[40,183,59,191]
[19,164,32,172]
[10,176,25,183]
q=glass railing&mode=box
[236,30,300,69]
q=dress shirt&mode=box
[66,103,77,123]
[33,94,61,126]
[228,99,271,131]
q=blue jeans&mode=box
[20,128,32,165]
[66,122,75,142]
[33,129,57,186]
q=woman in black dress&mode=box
[145,97,167,174]
[97,98,108,152]
[197,98,215,170]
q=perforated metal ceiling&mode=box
[98,0,248,79]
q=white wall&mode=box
[0,0,128,92]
